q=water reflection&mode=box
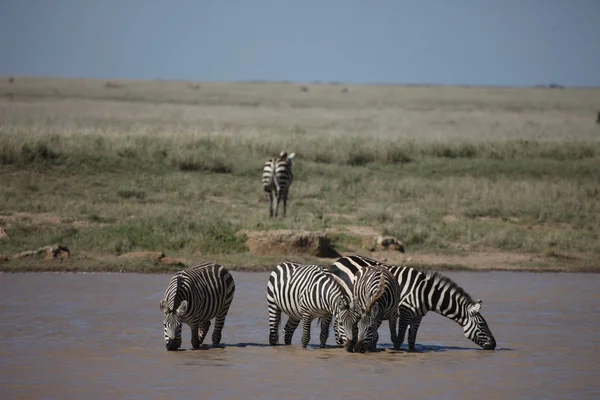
[1,271,599,399]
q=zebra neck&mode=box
[416,276,472,325]
[430,290,471,325]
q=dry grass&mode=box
[1,76,599,272]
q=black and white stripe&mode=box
[261,151,295,217]
[266,262,358,350]
[159,263,235,351]
[351,265,402,352]
[330,255,496,351]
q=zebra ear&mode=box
[287,153,295,160]
[159,299,169,314]
[176,300,188,316]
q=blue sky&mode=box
[1,0,599,86]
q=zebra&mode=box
[351,265,403,352]
[262,151,295,217]
[330,255,496,351]
[596,111,600,125]
[159,263,235,351]
[266,262,359,350]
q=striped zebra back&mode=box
[330,254,426,309]
[262,159,276,192]
[267,262,345,318]
[162,263,235,320]
[159,262,235,350]
[266,261,358,348]
[273,153,294,194]
[262,152,295,194]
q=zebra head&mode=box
[355,301,383,353]
[279,151,295,165]
[353,267,388,353]
[334,297,359,352]
[463,299,496,350]
[159,299,188,351]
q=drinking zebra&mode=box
[159,263,235,351]
[266,262,358,350]
[351,265,403,352]
[261,151,295,217]
[330,255,496,351]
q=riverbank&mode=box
[1,77,599,273]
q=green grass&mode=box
[1,76,599,272]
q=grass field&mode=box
[1,76,599,272]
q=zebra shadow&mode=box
[168,343,268,351]
[187,342,272,349]
[372,344,515,353]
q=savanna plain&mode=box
[1,76,599,272]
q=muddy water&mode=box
[1,271,599,399]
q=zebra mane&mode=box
[366,266,388,313]
[424,271,474,304]
[168,273,184,311]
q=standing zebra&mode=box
[262,151,295,217]
[596,111,600,125]
[330,255,496,351]
[159,263,235,351]
[266,262,358,350]
[351,265,403,352]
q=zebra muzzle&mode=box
[166,340,180,351]
[482,341,496,350]
[344,339,354,352]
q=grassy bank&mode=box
[1,76,599,272]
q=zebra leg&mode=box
[370,322,382,352]
[282,192,288,217]
[333,318,344,346]
[211,314,227,347]
[407,316,423,352]
[397,308,412,350]
[189,323,200,349]
[273,192,281,218]
[319,315,333,348]
[267,191,274,218]
[268,304,282,345]
[300,315,313,348]
[193,321,210,349]
[283,317,300,345]
[389,316,401,351]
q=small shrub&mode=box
[430,143,457,159]
[17,142,61,164]
[175,159,202,171]
[117,189,147,200]
[457,143,477,158]
[173,156,232,174]
[347,148,375,166]
[117,148,138,158]
[386,148,413,164]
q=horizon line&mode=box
[2,74,599,90]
